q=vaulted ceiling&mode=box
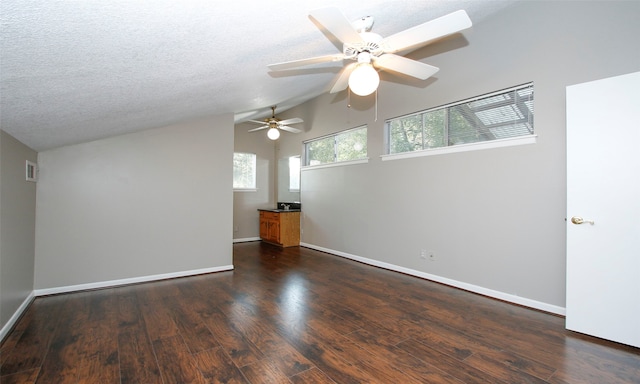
[1,1,514,151]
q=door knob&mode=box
[571,216,594,225]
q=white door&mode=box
[566,71,640,348]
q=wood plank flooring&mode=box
[1,242,639,383]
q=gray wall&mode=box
[272,1,640,310]
[0,130,37,329]
[34,115,234,290]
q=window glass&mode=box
[305,126,367,166]
[424,109,446,149]
[307,137,335,166]
[389,115,422,154]
[289,156,300,191]
[233,152,256,189]
[336,127,367,162]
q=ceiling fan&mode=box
[268,7,472,96]
[248,106,303,140]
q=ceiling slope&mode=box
[0,0,514,151]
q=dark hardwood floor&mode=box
[1,242,639,383]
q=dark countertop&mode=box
[258,209,301,213]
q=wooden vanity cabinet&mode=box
[259,210,300,247]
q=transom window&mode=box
[385,83,534,155]
[304,126,367,166]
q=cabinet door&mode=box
[268,221,280,244]
[259,216,269,240]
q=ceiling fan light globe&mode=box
[267,127,280,140]
[348,63,380,96]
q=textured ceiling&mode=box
[0,0,514,151]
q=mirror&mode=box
[277,156,300,203]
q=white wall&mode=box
[274,1,640,311]
[34,115,234,290]
[0,131,37,332]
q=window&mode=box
[386,83,534,156]
[289,156,300,191]
[233,152,256,190]
[304,126,367,166]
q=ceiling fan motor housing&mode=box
[343,32,383,60]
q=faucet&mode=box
[283,204,290,210]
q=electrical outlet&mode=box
[420,249,427,260]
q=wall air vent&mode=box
[25,160,37,182]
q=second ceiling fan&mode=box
[248,106,303,140]
[268,7,472,96]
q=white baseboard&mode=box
[300,242,565,316]
[34,265,234,297]
[0,291,35,342]
[233,237,261,243]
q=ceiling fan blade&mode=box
[309,7,365,45]
[278,117,303,125]
[248,119,267,125]
[248,126,269,132]
[279,126,303,134]
[374,54,439,80]
[329,63,356,94]
[268,54,345,71]
[381,10,472,54]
